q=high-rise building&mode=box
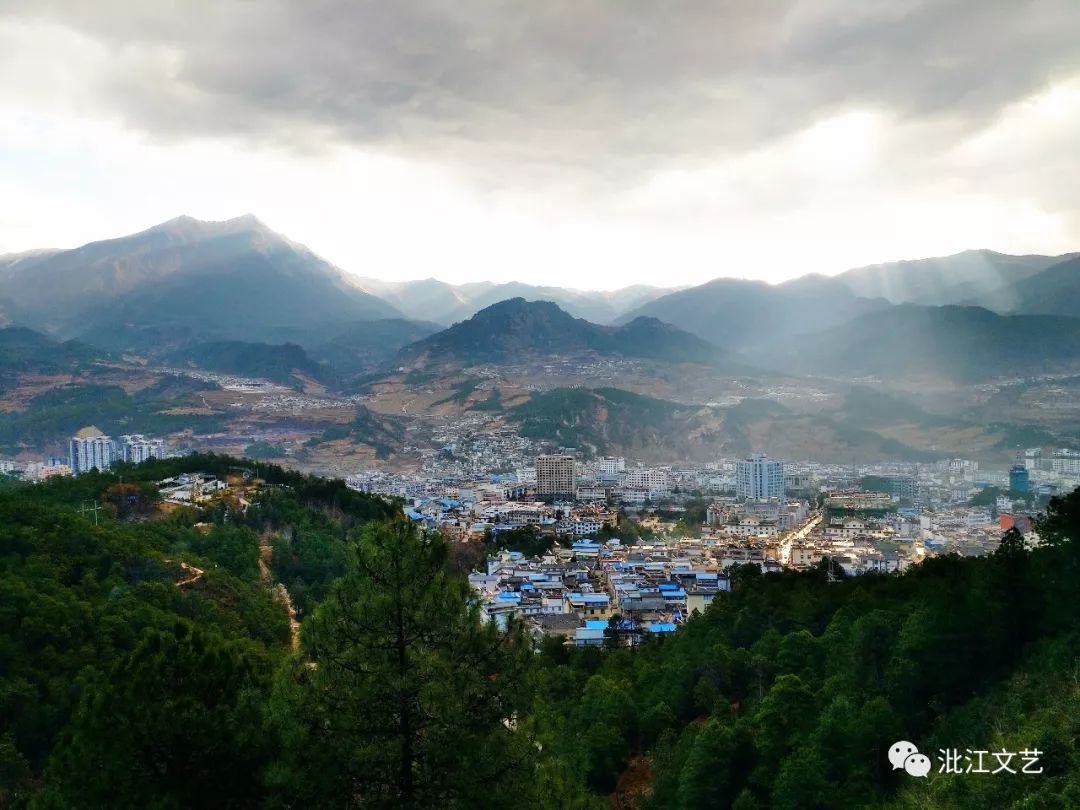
[536,453,576,498]
[735,454,785,500]
[69,428,114,474]
[118,434,166,464]
[1009,464,1030,494]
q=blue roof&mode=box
[406,509,426,521]
[649,623,677,633]
[585,620,609,629]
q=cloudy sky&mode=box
[1,1,1079,289]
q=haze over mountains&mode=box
[1,215,1079,386]
[356,277,673,326]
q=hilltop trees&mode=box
[267,520,536,808]
[39,625,272,808]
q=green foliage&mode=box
[6,449,1080,809]
[268,521,537,807]
[39,624,273,808]
[0,482,289,806]
[245,440,287,459]
[511,386,691,454]
[487,525,554,557]
[173,339,332,386]
[469,387,503,411]
[524,487,1080,808]
[0,327,101,391]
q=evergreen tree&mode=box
[267,520,535,808]
[38,623,272,809]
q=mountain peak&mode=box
[147,213,273,240]
[399,297,724,367]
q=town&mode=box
[1,423,1071,649]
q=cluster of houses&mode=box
[470,538,736,647]
[158,473,231,505]
[401,492,619,541]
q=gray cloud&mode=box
[4,0,1080,188]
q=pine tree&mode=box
[267,520,535,808]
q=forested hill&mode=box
[529,493,1080,808]
[3,455,1080,808]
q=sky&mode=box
[1,1,1079,290]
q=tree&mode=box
[268,520,535,808]
[40,623,271,809]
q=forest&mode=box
[2,455,1079,808]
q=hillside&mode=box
[774,304,1080,382]
[1010,254,1080,317]
[0,215,400,347]
[0,327,102,379]
[508,385,1059,463]
[838,249,1069,306]
[398,298,729,367]
[169,340,332,387]
[616,275,889,353]
[4,452,1080,808]
[308,318,441,377]
[356,277,672,325]
[532,489,1080,808]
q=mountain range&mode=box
[770,304,1080,382]
[836,249,1073,308]
[354,277,671,325]
[3,215,1080,387]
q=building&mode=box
[623,467,671,498]
[1050,449,1080,476]
[1009,464,1030,494]
[736,454,785,500]
[69,428,114,474]
[536,454,575,498]
[118,435,166,464]
[596,456,625,481]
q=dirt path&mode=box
[259,533,301,651]
[165,560,205,587]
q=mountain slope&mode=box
[616,274,889,352]
[169,340,332,387]
[397,298,729,367]
[0,326,104,390]
[838,249,1071,306]
[509,387,948,461]
[308,318,442,376]
[0,215,401,346]
[776,304,1080,381]
[1009,254,1080,317]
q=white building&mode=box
[118,435,166,464]
[69,431,114,474]
[624,467,671,497]
[736,454,785,500]
[1050,449,1080,476]
[597,456,626,481]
